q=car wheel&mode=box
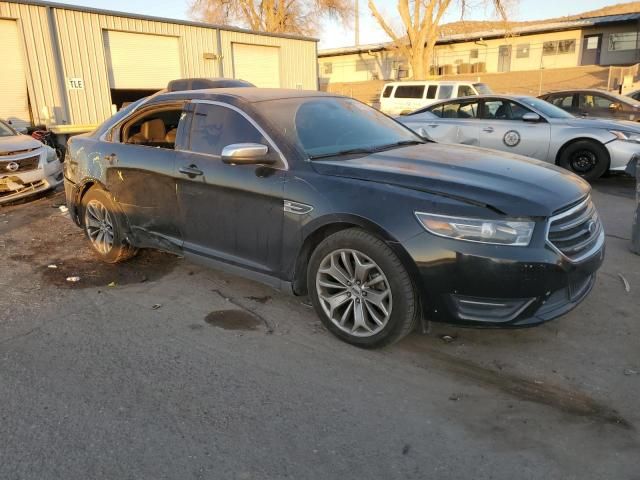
[81,188,137,263]
[307,228,418,348]
[558,140,609,181]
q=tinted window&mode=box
[189,104,266,156]
[254,97,421,158]
[382,86,393,98]
[549,94,574,108]
[438,85,454,99]
[483,100,533,120]
[579,94,614,109]
[426,85,437,99]
[457,85,475,97]
[394,86,425,98]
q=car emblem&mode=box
[6,161,19,172]
[587,220,597,235]
[503,130,521,147]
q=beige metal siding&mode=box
[0,19,30,129]
[104,30,182,89]
[221,30,317,90]
[0,2,66,126]
[232,43,281,87]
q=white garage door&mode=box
[232,44,280,88]
[104,31,182,89]
[0,20,30,130]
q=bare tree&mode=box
[368,0,510,79]
[189,0,352,36]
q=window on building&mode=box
[394,85,425,98]
[323,62,333,74]
[516,44,530,58]
[543,41,557,55]
[558,39,576,54]
[426,85,438,99]
[608,32,639,51]
[470,49,479,59]
[397,66,409,79]
[382,85,393,98]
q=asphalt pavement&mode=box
[1,175,638,479]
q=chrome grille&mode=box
[547,196,604,262]
[1,155,40,173]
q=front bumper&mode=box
[0,157,63,204]
[402,229,604,327]
[606,139,640,171]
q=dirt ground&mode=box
[1,177,639,479]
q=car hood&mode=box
[555,117,640,132]
[311,143,590,217]
[0,134,43,153]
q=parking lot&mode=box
[0,174,638,479]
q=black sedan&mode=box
[63,86,604,348]
[539,88,640,122]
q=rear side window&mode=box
[382,86,394,98]
[394,85,425,99]
[549,94,574,108]
[438,85,454,99]
[426,85,437,99]
[189,104,266,156]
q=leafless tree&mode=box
[368,0,511,79]
[189,0,352,36]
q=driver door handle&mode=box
[483,127,494,133]
[179,165,204,177]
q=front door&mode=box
[175,101,286,276]
[479,99,551,160]
[498,45,512,73]
[581,35,602,65]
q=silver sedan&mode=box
[397,94,640,180]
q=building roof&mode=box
[6,0,318,42]
[318,11,640,57]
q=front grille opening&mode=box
[0,154,41,173]
[547,197,603,262]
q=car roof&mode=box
[383,81,475,86]
[156,87,337,104]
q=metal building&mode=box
[0,0,319,133]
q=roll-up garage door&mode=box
[232,44,281,88]
[0,20,31,130]
[104,31,182,89]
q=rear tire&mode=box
[558,140,609,181]
[81,188,137,263]
[307,228,418,348]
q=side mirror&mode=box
[522,112,541,123]
[221,143,275,165]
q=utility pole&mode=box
[355,0,360,46]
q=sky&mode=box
[53,0,638,49]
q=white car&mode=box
[0,120,63,204]
[379,81,491,116]
[397,94,640,181]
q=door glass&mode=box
[457,85,475,97]
[394,85,425,99]
[579,94,613,111]
[382,86,393,98]
[438,85,454,99]
[483,100,532,120]
[189,104,266,156]
[550,94,573,108]
[426,85,438,99]
[122,108,184,149]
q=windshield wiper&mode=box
[308,147,376,160]
[372,140,426,152]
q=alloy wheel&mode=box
[316,249,393,337]
[85,199,115,255]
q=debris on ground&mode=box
[66,276,80,282]
[107,281,117,287]
[623,368,639,376]
[449,394,461,401]
[440,334,456,344]
[618,273,630,293]
[152,304,162,310]
[47,264,58,269]
[58,205,68,214]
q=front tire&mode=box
[81,188,137,263]
[307,228,418,348]
[558,140,609,181]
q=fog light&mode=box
[451,295,535,323]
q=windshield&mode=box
[256,97,423,159]
[519,97,575,119]
[0,121,17,137]
[473,83,492,94]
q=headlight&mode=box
[45,146,58,163]
[610,130,640,143]
[415,212,535,246]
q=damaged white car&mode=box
[0,119,63,204]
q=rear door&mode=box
[577,92,619,119]
[421,99,482,145]
[478,99,551,160]
[175,101,286,276]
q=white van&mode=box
[379,81,492,116]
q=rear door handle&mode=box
[483,127,494,133]
[179,165,204,177]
